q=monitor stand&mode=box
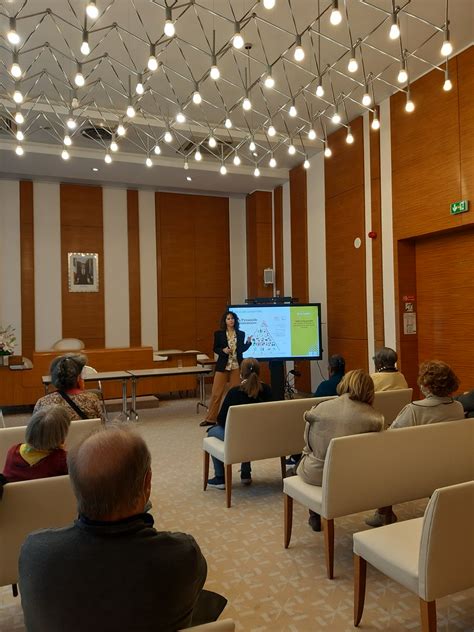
[269,360,285,401]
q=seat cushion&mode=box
[203,437,225,462]
[283,475,323,514]
[353,517,423,595]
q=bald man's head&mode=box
[67,426,152,521]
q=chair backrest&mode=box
[51,338,85,351]
[373,388,413,428]
[322,418,474,519]
[181,619,235,631]
[0,418,102,470]
[0,475,76,586]
[419,480,474,602]
[224,397,333,464]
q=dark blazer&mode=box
[213,329,252,372]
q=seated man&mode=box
[19,426,225,632]
[314,354,345,397]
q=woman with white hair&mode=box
[2,406,70,482]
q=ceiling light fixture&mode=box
[92,167,99,172]
[220,163,227,175]
[184,157,189,169]
[389,11,400,39]
[148,44,158,71]
[348,47,358,73]
[308,128,316,140]
[110,135,118,152]
[269,155,276,168]
[330,0,342,26]
[61,148,70,160]
[154,144,161,155]
[66,112,77,130]
[10,52,22,78]
[249,139,256,151]
[86,1,99,20]
[15,144,24,156]
[210,54,220,80]
[346,126,354,144]
[74,63,85,87]
[63,133,72,146]
[224,116,232,129]
[294,35,305,62]
[405,88,415,112]
[104,152,112,163]
[440,27,453,57]
[208,135,217,148]
[164,129,173,143]
[117,121,126,136]
[135,74,144,95]
[443,66,452,91]
[164,6,175,37]
[289,101,297,117]
[233,22,244,49]
[14,109,24,125]
[233,153,241,166]
[126,103,136,118]
[303,157,310,169]
[13,86,24,104]
[195,147,202,161]
[362,84,372,106]
[16,130,24,141]
[193,84,202,105]
[81,30,90,56]
[316,78,325,98]
[332,106,341,124]
[254,166,261,177]
[264,66,275,88]
[268,124,276,137]
[324,143,332,157]
[263,0,276,8]
[397,58,408,84]
[371,108,380,130]
[146,156,153,167]
[176,111,186,123]
[288,142,296,155]
[186,176,192,181]
[7,17,20,45]
[242,95,252,111]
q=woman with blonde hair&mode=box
[206,358,272,489]
[296,369,383,531]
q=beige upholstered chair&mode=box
[373,388,413,428]
[0,418,102,469]
[181,619,235,631]
[353,480,474,631]
[51,338,85,351]
[0,475,77,593]
[82,365,108,421]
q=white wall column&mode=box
[33,182,62,351]
[380,98,397,349]
[138,190,158,349]
[306,153,328,391]
[0,181,21,355]
[103,187,130,348]
[229,196,247,304]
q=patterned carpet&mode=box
[1,396,473,631]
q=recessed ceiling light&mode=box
[92,167,99,172]
[186,176,192,181]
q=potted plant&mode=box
[0,325,16,366]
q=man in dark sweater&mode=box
[19,426,224,632]
[314,354,345,397]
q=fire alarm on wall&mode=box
[368,231,377,239]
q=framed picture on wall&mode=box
[68,252,99,292]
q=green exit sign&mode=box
[450,200,469,215]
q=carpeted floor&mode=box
[0,396,473,631]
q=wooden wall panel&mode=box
[60,184,105,348]
[20,181,35,360]
[396,239,419,392]
[127,190,141,347]
[325,120,368,371]
[289,164,311,391]
[458,47,474,210]
[273,186,284,297]
[246,191,273,299]
[416,228,474,391]
[391,56,468,240]
[156,192,229,353]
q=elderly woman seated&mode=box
[367,359,464,527]
[34,354,103,421]
[2,406,70,482]
[370,346,408,391]
[297,369,384,531]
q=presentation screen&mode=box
[229,303,322,361]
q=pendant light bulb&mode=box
[294,35,305,62]
[195,148,202,161]
[61,148,70,161]
[63,134,72,146]
[264,67,275,88]
[330,1,342,26]
[164,130,173,143]
[405,91,415,113]
[220,164,227,175]
[208,136,217,149]
[16,130,24,141]
[136,75,144,95]
[164,6,175,37]
[16,144,24,156]
[210,56,220,80]
[362,88,372,107]
[233,153,241,166]
[193,86,202,105]
[389,13,400,39]
[7,18,20,45]
[233,23,244,49]
[224,117,232,129]
[15,110,24,125]
[81,30,90,56]
[184,157,189,170]
[303,158,310,169]
[249,139,256,151]
[104,152,112,164]
[117,122,126,137]
[13,89,23,104]
[66,114,77,130]
[347,49,358,73]
[289,103,297,117]
[110,138,118,152]
[254,166,261,177]
[242,96,252,111]
[288,143,296,155]
[126,104,136,118]
[397,61,408,84]
[10,53,22,79]
[176,111,186,123]
[316,80,325,98]
[440,28,452,57]
[86,1,99,20]
[154,144,161,155]
[346,127,354,144]
[371,112,380,130]
[308,128,316,140]
[263,0,276,8]
[269,156,276,168]
[148,45,158,71]
[324,143,332,157]
[268,124,276,137]
[74,64,85,87]
[332,108,341,124]
[146,156,153,168]
[443,69,452,91]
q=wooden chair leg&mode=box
[12,584,18,597]
[280,456,286,480]
[203,451,210,490]
[322,518,335,579]
[225,464,232,508]
[353,555,367,626]
[420,598,437,632]
[284,494,293,548]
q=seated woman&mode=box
[206,358,273,490]
[2,406,70,482]
[370,347,408,392]
[367,360,464,527]
[34,354,103,421]
[297,369,383,531]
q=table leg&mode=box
[196,373,209,414]
[122,380,129,420]
[130,377,138,420]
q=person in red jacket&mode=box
[2,406,70,482]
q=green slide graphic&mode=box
[290,306,320,356]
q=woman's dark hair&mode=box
[418,360,459,397]
[219,310,240,331]
[373,347,398,371]
[50,354,87,391]
[240,358,261,399]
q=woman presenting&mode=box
[199,310,252,427]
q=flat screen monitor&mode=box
[229,303,322,361]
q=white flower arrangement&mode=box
[0,324,16,355]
